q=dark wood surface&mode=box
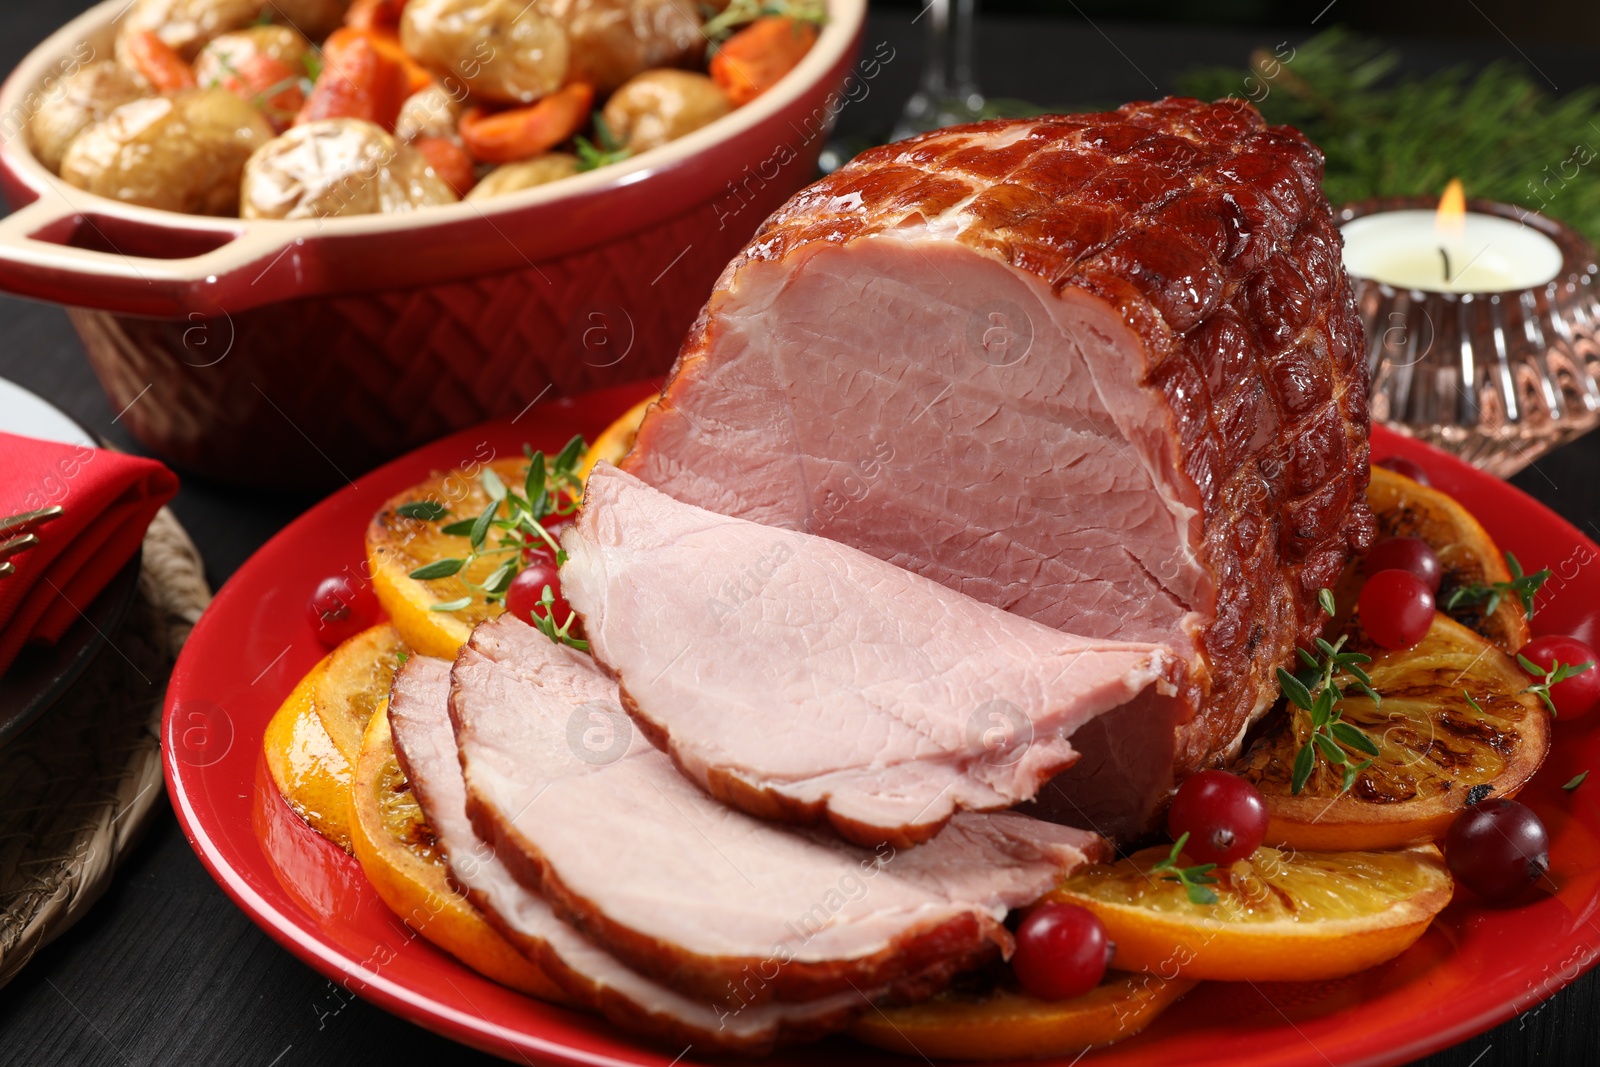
[2,4,1599,1065]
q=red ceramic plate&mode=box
[164,385,1600,1066]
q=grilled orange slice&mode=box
[1049,843,1451,982]
[1236,612,1549,851]
[312,622,407,763]
[367,458,529,660]
[849,973,1195,1059]
[576,396,653,481]
[263,661,354,852]
[1340,466,1530,652]
[349,707,568,1000]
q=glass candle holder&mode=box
[1338,196,1600,478]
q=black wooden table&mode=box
[1,3,1598,1065]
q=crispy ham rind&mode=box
[388,655,869,1053]
[622,98,1375,801]
[447,615,1103,1009]
[562,463,1183,846]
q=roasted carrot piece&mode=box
[296,29,407,131]
[123,30,197,93]
[360,26,435,95]
[345,0,409,30]
[413,136,476,197]
[215,53,306,129]
[458,84,595,164]
[710,17,819,106]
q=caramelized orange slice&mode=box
[1050,843,1451,982]
[350,707,568,1000]
[311,622,407,763]
[263,662,354,852]
[367,458,528,660]
[849,973,1195,1060]
[1236,612,1549,850]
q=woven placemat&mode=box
[0,508,211,988]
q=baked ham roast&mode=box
[621,98,1376,800]
[388,655,869,1054]
[562,462,1182,847]
[449,614,1103,1010]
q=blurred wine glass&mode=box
[893,0,986,140]
[817,0,988,173]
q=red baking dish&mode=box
[0,0,867,488]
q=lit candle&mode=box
[1340,180,1563,293]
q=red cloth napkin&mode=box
[0,431,178,678]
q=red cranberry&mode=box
[1011,903,1112,1001]
[307,575,373,647]
[1375,456,1431,486]
[1359,570,1435,650]
[1445,799,1550,903]
[1167,770,1269,866]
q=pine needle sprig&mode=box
[1175,29,1600,248]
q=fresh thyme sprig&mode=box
[1517,654,1594,718]
[1151,832,1219,905]
[396,500,449,521]
[530,585,589,652]
[1443,552,1551,622]
[702,0,827,43]
[401,436,588,648]
[1280,589,1382,795]
[575,113,631,172]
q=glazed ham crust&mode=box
[625,97,1376,774]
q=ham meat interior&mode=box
[562,462,1183,845]
[448,616,1102,1008]
[388,655,870,1054]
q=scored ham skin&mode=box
[451,614,1103,1008]
[622,97,1376,783]
[562,462,1183,846]
[387,656,867,1054]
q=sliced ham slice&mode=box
[451,614,1102,1006]
[387,655,865,1053]
[561,462,1182,846]
[622,99,1376,795]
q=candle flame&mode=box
[1435,178,1467,239]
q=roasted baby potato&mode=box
[59,89,274,214]
[120,0,351,60]
[466,152,580,200]
[29,62,146,174]
[401,0,571,105]
[394,83,465,143]
[241,117,458,219]
[602,69,730,154]
[553,0,704,95]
